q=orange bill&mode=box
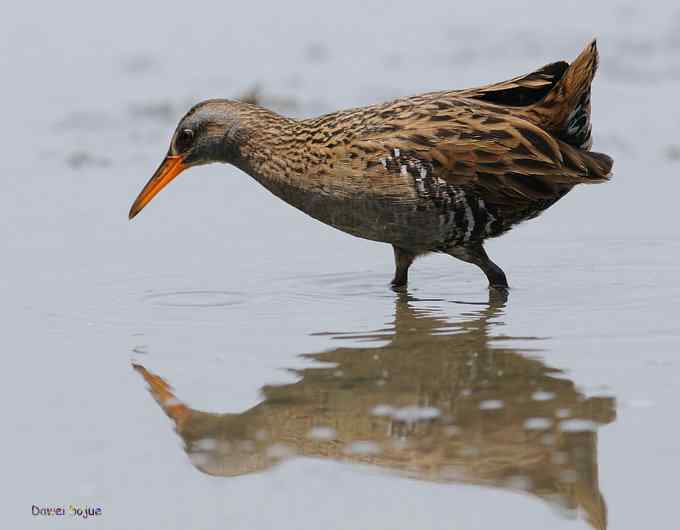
[128,155,186,219]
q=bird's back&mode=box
[291,40,612,250]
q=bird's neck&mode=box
[234,108,311,193]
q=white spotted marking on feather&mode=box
[412,165,427,193]
[567,105,580,122]
[566,104,587,136]
[380,158,387,168]
[400,164,408,177]
[453,189,475,241]
[581,124,593,149]
[393,148,400,158]
[479,198,495,234]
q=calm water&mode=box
[3,1,680,529]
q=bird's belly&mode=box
[265,180,502,251]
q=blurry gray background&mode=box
[2,1,679,529]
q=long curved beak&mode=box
[129,155,186,219]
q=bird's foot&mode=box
[390,279,408,292]
[488,283,509,303]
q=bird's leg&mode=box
[448,244,508,290]
[391,245,416,289]
[477,248,508,290]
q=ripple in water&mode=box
[143,290,245,308]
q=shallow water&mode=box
[3,1,680,529]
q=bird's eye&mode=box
[174,128,194,154]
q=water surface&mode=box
[3,1,680,529]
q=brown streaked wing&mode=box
[354,102,610,212]
[451,61,570,107]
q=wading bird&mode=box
[129,41,612,290]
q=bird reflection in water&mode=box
[134,293,615,529]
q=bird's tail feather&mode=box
[528,39,599,150]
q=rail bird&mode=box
[129,40,612,290]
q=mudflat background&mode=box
[3,1,679,529]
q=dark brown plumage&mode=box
[129,40,613,290]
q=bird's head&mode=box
[128,99,249,219]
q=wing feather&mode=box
[354,101,611,215]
